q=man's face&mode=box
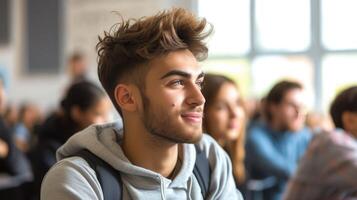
[138,49,205,144]
[271,88,306,132]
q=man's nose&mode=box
[186,83,205,106]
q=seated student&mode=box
[201,74,247,190]
[0,78,33,200]
[29,81,111,199]
[41,8,242,200]
[283,85,357,200]
[3,103,19,134]
[245,80,312,200]
[13,103,42,153]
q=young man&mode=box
[41,8,242,200]
[283,86,357,200]
[245,80,312,200]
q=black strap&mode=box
[193,144,211,199]
[76,150,123,200]
[76,144,211,200]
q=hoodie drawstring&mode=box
[159,176,166,200]
[187,176,193,200]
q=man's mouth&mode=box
[181,112,203,123]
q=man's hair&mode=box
[96,8,212,116]
[329,86,357,129]
[264,80,303,121]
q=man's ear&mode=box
[114,84,138,112]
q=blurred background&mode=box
[1,1,357,199]
[0,0,356,115]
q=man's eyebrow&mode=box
[160,70,191,79]
[197,72,205,79]
[160,70,205,80]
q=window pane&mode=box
[322,0,357,50]
[322,54,357,111]
[198,0,250,55]
[255,0,310,51]
[251,56,314,108]
[202,59,251,97]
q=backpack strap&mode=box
[76,145,211,200]
[76,150,122,200]
[193,144,211,199]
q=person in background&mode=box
[3,103,19,134]
[67,52,89,83]
[13,103,42,153]
[245,80,312,200]
[29,81,111,200]
[0,77,33,200]
[201,74,247,191]
[283,85,357,200]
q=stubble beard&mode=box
[141,93,202,144]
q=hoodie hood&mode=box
[56,122,197,189]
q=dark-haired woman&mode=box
[29,81,111,199]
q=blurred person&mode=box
[284,86,357,200]
[29,81,111,199]
[67,52,89,83]
[202,74,247,191]
[3,103,19,133]
[0,77,33,200]
[0,76,6,115]
[41,8,242,200]
[245,80,312,200]
[13,103,42,153]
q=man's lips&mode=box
[181,112,203,123]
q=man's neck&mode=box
[121,120,180,178]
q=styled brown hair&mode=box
[264,80,303,121]
[202,74,246,184]
[330,86,357,129]
[96,8,212,116]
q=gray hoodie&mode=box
[41,122,243,200]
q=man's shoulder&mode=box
[196,134,232,168]
[197,134,224,154]
[43,156,97,183]
[41,156,102,200]
[196,134,243,199]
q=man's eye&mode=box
[196,80,204,89]
[171,80,184,86]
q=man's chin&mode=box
[179,131,203,144]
